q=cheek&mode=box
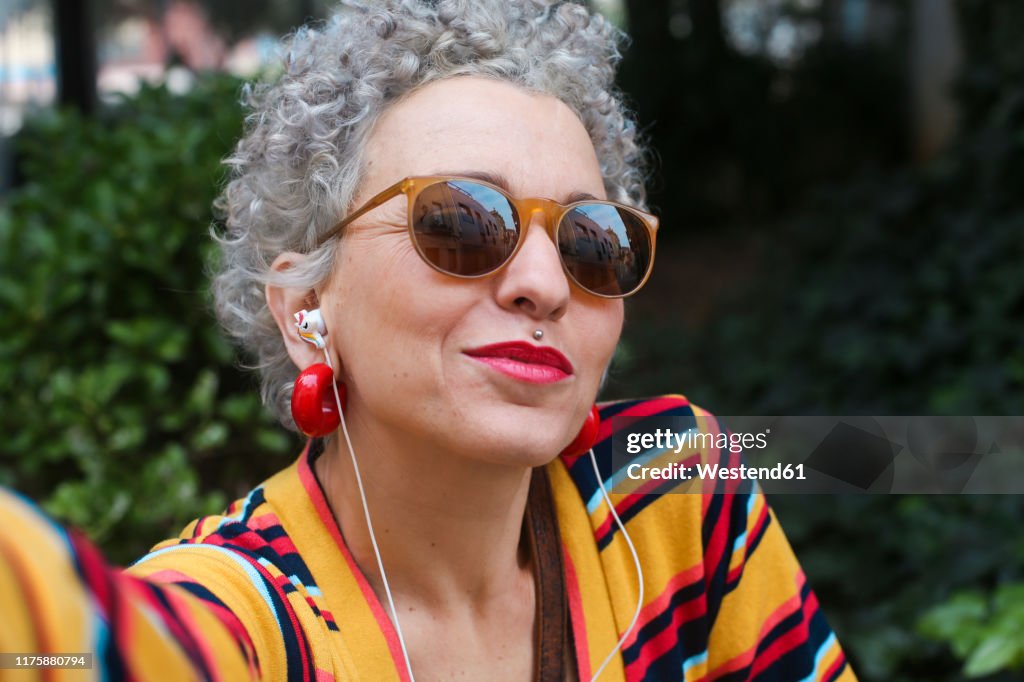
[568,299,623,393]
[342,229,419,282]
[331,239,470,370]
[333,233,424,320]
[585,301,624,362]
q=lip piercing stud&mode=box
[534,330,543,340]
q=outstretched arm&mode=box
[0,488,258,681]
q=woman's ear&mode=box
[266,252,325,371]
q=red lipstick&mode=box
[463,341,574,384]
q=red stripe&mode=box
[724,501,769,585]
[164,586,222,677]
[598,396,693,443]
[748,500,769,548]
[72,531,113,613]
[75,529,145,681]
[822,649,846,680]
[703,572,807,679]
[701,488,714,517]
[268,535,300,557]
[247,513,283,531]
[624,562,704,650]
[725,562,743,586]
[243,545,315,680]
[702,496,731,592]
[563,547,592,681]
[204,599,260,674]
[115,575,143,682]
[750,585,819,677]
[740,501,770,561]
[624,588,707,680]
[129,577,225,676]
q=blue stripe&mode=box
[94,613,112,682]
[682,649,708,677]
[797,632,838,682]
[730,493,758,556]
[217,487,264,528]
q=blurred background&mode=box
[1,0,1022,679]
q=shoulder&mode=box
[551,396,854,681]
[130,466,314,592]
[128,466,325,680]
[129,481,293,606]
[551,392,779,606]
[151,485,279,550]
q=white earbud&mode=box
[294,308,327,349]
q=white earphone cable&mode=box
[322,349,418,682]
[587,445,645,681]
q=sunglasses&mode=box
[316,175,659,298]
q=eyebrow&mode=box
[436,169,600,204]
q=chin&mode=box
[448,405,573,468]
[480,444,563,469]
[481,436,567,467]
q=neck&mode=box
[314,409,537,612]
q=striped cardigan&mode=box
[0,395,855,680]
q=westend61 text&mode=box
[627,462,807,481]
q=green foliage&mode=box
[612,2,1024,680]
[766,495,1024,681]
[0,76,295,564]
[919,585,1024,677]
[620,0,909,234]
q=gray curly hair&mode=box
[212,0,649,431]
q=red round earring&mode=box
[560,405,601,458]
[291,363,347,437]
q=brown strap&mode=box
[527,466,570,682]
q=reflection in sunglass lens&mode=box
[558,204,651,296]
[411,180,519,276]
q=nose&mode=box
[493,210,571,322]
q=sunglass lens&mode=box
[411,180,519,276]
[558,204,651,296]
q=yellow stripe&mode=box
[264,459,398,681]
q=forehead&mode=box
[361,76,605,201]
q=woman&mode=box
[0,1,854,680]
